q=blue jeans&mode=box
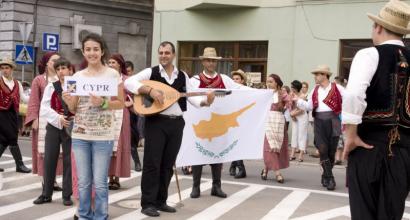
[72,139,113,220]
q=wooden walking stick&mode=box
[173,165,182,203]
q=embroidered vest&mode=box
[361,44,410,127]
[198,72,226,89]
[311,82,342,117]
[0,78,19,112]
[150,65,187,111]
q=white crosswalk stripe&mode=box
[1,170,410,220]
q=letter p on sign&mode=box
[42,33,59,52]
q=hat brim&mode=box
[199,56,222,60]
[311,70,332,76]
[0,62,16,69]
[368,13,410,35]
[231,71,247,80]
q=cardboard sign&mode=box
[64,76,118,96]
[247,72,262,84]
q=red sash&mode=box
[312,83,342,115]
[50,91,74,117]
[0,77,20,112]
[198,72,226,89]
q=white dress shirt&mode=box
[297,83,345,112]
[342,40,404,125]
[40,83,63,129]
[124,64,204,116]
[2,76,29,103]
[190,71,246,90]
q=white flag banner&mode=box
[176,89,273,167]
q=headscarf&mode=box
[38,52,58,74]
[110,53,127,75]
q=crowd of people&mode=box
[0,1,409,219]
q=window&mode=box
[178,41,268,82]
[339,39,410,81]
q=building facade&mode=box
[153,0,410,86]
[0,0,153,81]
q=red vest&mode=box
[312,82,342,116]
[0,77,20,112]
[50,91,74,117]
[198,72,226,89]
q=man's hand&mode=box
[150,89,164,105]
[343,124,373,160]
[59,115,70,128]
[89,93,104,107]
[206,91,215,106]
[32,118,39,130]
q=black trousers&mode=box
[192,163,222,186]
[42,124,72,198]
[140,116,185,209]
[0,108,18,146]
[348,126,410,220]
[313,114,339,164]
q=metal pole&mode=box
[22,65,24,82]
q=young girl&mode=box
[261,74,290,183]
[34,57,73,206]
[62,33,124,219]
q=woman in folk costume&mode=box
[25,52,63,189]
[261,74,290,183]
[107,53,132,190]
[0,58,30,173]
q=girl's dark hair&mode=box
[53,57,72,70]
[268,73,283,89]
[81,33,109,65]
[38,52,59,74]
[291,80,303,92]
[110,53,127,75]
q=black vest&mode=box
[361,44,410,128]
[150,65,187,111]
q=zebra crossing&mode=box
[0,154,409,220]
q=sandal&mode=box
[261,169,268,180]
[289,157,296,161]
[110,181,120,190]
[276,174,284,184]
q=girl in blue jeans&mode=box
[63,33,124,219]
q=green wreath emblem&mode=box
[195,140,238,158]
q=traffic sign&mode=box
[15,44,34,65]
[42,33,59,52]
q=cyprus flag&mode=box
[176,89,273,167]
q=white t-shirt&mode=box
[71,67,121,141]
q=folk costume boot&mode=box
[190,166,202,198]
[9,145,31,173]
[211,164,227,198]
[131,147,142,172]
[323,159,336,191]
[229,161,237,176]
[234,160,246,179]
[0,144,7,172]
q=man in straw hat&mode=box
[342,1,410,219]
[294,64,345,191]
[229,69,247,179]
[124,41,215,217]
[189,47,247,199]
[0,58,31,173]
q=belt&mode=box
[155,114,183,120]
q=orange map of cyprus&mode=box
[192,102,256,141]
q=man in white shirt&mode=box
[342,1,410,219]
[124,41,215,217]
[189,47,245,199]
[296,64,344,191]
[0,58,31,173]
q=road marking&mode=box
[290,205,350,220]
[36,172,142,220]
[0,157,30,166]
[0,172,140,217]
[113,181,213,220]
[2,173,36,183]
[2,164,33,174]
[2,154,31,160]
[261,191,310,220]
[187,185,265,220]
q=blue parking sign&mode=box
[42,33,59,52]
[15,44,34,65]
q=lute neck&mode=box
[180,92,208,97]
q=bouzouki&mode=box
[133,80,231,115]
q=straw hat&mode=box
[0,57,16,69]
[199,47,222,60]
[231,69,247,81]
[367,0,410,35]
[311,64,333,76]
